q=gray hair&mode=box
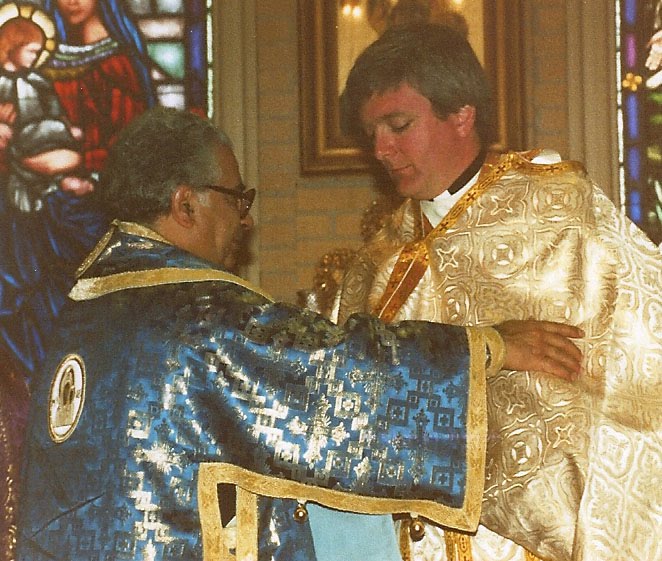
[342,23,496,146]
[96,106,233,223]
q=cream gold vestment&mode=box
[335,152,662,561]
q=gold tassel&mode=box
[398,519,412,561]
[444,529,473,561]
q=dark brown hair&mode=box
[343,23,496,146]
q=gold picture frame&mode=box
[298,0,524,174]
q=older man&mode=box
[15,107,582,561]
[338,22,661,561]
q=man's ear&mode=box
[449,105,476,138]
[171,186,196,228]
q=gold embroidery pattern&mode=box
[236,489,258,561]
[372,159,513,322]
[0,402,16,561]
[197,329,492,537]
[444,531,472,561]
[70,266,273,302]
[336,152,661,560]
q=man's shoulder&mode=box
[71,271,272,322]
[505,149,588,178]
[492,150,594,198]
[71,222,273,303]
[528,148,563,165]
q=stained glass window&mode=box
[125,0,212,116]
[616,0,662,244]
[0,0,216,378]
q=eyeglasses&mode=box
[204,184,256,219]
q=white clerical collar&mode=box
[420,149,562,227]
[420,170,480,227]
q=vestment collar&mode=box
[69,220,271,302]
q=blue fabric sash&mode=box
[308,504,402,561]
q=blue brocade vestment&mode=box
[17,221,493,561]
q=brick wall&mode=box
[522,1,570,158]
[254,1,379,302]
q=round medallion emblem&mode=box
[48,354,86,443]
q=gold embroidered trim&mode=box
[482,327,506,377]
[236,488,258,561]
[463,327,488,522]
[510,150,586,176]
[72,221,272,301]
[116,220,172,242]
[76,220,172,277]
[199,456,480,535]
[399,521,412,561]
[69,267,273,302]
[75,225,116,277]
[373,241,430,322]
[198,464,234,561]
[444,530,473,561]
[442,530,544,561]
[371,151,586,324]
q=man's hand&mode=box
[495,319,584,381]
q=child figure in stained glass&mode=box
[0,4,108,380]
[0,14,93,212]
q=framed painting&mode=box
[299,0,524,174]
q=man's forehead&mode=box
[360,84,430,123]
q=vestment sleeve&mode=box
[187,295,491,531]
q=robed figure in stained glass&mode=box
[0,2,156,559]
